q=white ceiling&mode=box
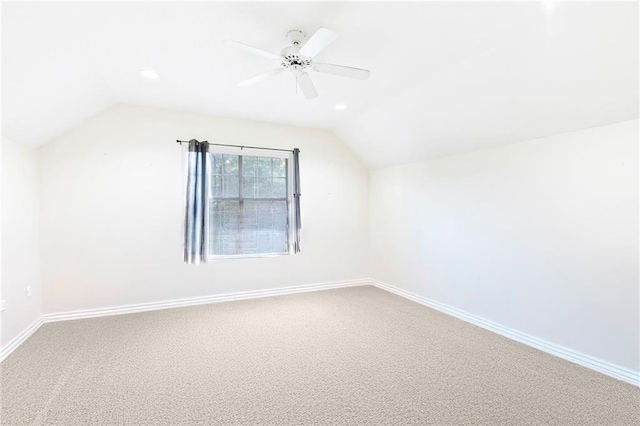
[2,1,638,167]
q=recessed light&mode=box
[139,69,160,80]
[335,104,347,111]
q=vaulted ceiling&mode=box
[2,1,638,167]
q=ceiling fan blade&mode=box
[297,72,318,99]
[238,68,283,87]
[313,63,370,80]
[298,27,337,58]
[223,40,281,60]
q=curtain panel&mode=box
[183,140,210,264]
[292,148,302,254]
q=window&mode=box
[207,148,294,258]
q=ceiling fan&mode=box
[224,28,370,99]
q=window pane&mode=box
[240,229,257,254]
[223,155,239,175]
[210,154,240,198]
[222,175,239,198]
[210,200,241,255]
[273,158,287,177]
[211,154,223,174]
[256,178,272,198]
[246,200,288,253]
[211,175,239,198]
[242,176,256,198]
[243,156,257,176]
[256,157,272,177]
[272,177,287,198]
[272,201,288,228]
[212,175,223,197]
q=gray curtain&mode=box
[184,140,210,264]
[292,148,302,253]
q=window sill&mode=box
[208,252,290,261]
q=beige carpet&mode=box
[1,285,638,425]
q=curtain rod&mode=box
[176,139,297,154]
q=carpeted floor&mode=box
[1,285,638,425]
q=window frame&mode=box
[206,145,295,260]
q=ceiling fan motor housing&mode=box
[280,46,312,74]
[281,31,312,74]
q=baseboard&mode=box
[0,317,44,363]
[7,279,637,387]
[0,279,368,363]
[42,279,369,323]
[369,279,639,387]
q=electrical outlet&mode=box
[26,286,32,297]
[0,300,5,312]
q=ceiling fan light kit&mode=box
[224,27,370,99]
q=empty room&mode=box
[1,1,638,425]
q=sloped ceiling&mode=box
[2,1,638,168]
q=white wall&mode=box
[38,104,369,314]
[1,137,42,347]
[369,119,639,372]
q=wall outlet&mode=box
[0,300,5,312]
[26,286,32,297]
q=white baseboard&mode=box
[0,279,368,363]
[0,317,44,363]
[370,279,639,387]
[5,279,638,387]
[41,279,369,323]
